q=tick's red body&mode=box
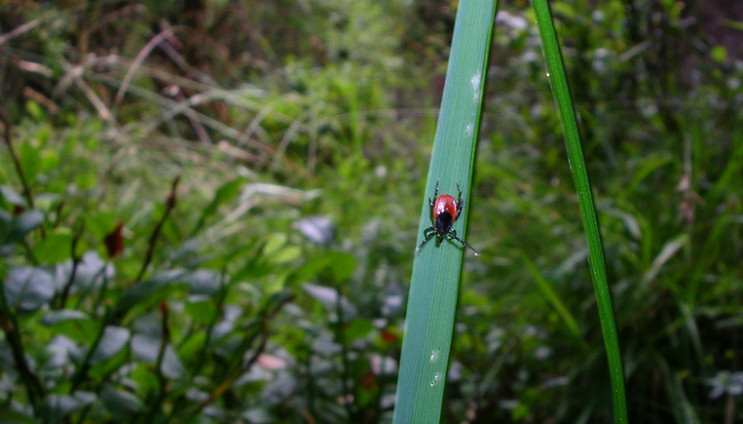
[431,194,459,241]
[417,182,479,255]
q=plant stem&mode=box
[136,175,181,282]
[336,284,358,422]
[0,111,35,210]
[0,290,45,411]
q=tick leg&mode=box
[456,183,464,216]
[417,230,436,252]
[447,230,480,256]
[428,180,440,213]
[429,180,440,208]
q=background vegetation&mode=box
[1,0,741,423]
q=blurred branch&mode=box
[64,61,116,125]
[145,301,171,419]
[192,273,227,376]
[51,199,66,228]
[113,29,174,110]
[155,300,170,383]
[0,110,36,210]
[0,282,45,410]
[57,222,84,309]
[0,18,43,45]
[84,262,112,312]
[136,175,181,282]
[70,308,111,391]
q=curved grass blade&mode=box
[531,1,628,422]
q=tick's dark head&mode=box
[434,211,454,241]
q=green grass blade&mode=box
[521,254,583,342]
[393,1,497,423]
[531,1,628,423]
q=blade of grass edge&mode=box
[521,253,583,343]
[531,1,628,423]
[392,1,497,423]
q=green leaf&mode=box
[189,177,246,237]
[302,282,356,316]
[1,210,44,245]
[100,385,145,419]
[91,326,130,364]
[710,45,728,63]
[393,2,496,422]
[268,245,302,264]
[0,407,37,424]
[41,391,97,420]
[521,254,582,341]
[186,269,222,296]
[72,251,113,291]
[130,362,160,394]
[82,211,118,240]
[289,251,356,286]
[185,297,218,324]
[345,318,374,342]
[32,228,73,263]
[42,309,98,342]
[289,255,335,285]
[4,266,55,311]
[661,360,701,424]
[641,234,689,285]
[327,252,356,281]
[18,139,41,184]
[130,335,186,379]
[113,269,188,317]
[0,185,24,206]
[160,345,186,379]
[263,233,288,256]
[25,100,45,121]
[39,148,60,173]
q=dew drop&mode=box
[430,372,441,387]
[470,73,482,101]
[430,349,440,363]
[465,123,473,136]
[470,73,481,89]
[546,71,551,78]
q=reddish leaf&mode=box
[103,221,124,258]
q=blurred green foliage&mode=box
[0,0,742,423]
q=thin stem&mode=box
[335,285,358,422]
[0,290,45,411]
[0,111,35,209]
[70,308,111,391]
[58,223,84,309]
[145,301,171,420]
[136,175,181,282]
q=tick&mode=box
[417,181,479,255]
